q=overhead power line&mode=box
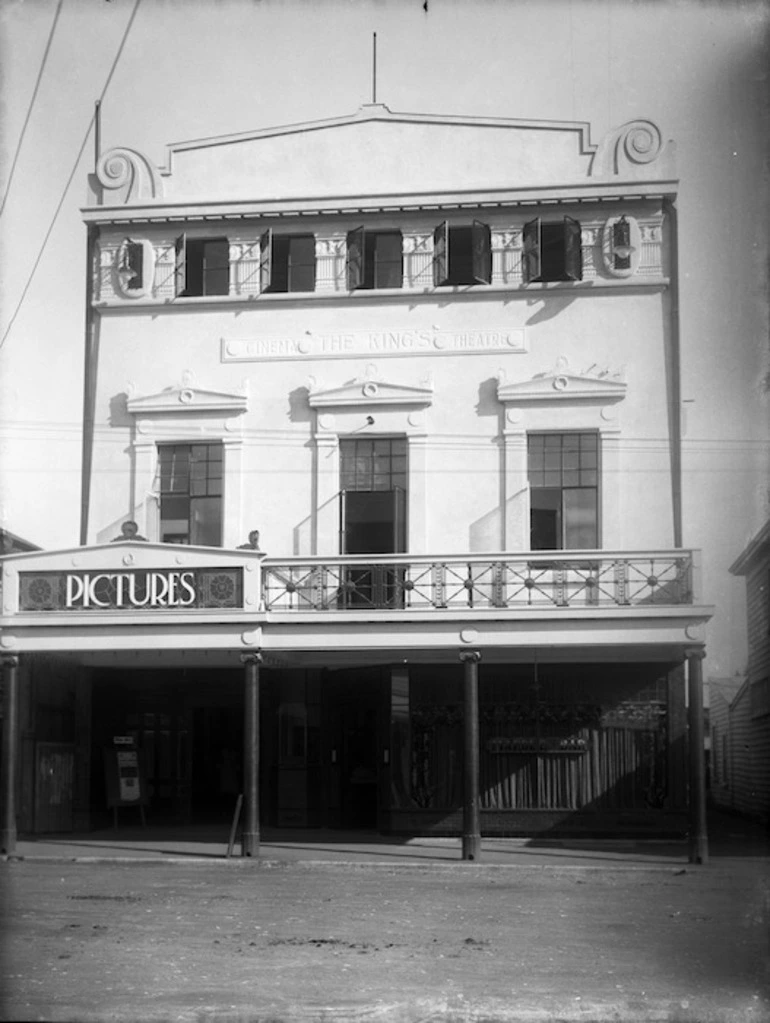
[0,0,143,355]
[0,0,64,221]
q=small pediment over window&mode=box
[127,385,248,415]
[497,357,626,405]
[308,371,433,410]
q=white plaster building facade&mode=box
[0,106,713,855]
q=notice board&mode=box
[103,736,147,808]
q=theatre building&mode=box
[0,105,713,857]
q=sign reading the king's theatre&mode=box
[19,567,243,611]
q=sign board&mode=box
[222,327,526,363]
[103,737,147,808]
[486,736,589,755]
[19,567,243,612]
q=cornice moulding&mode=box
[81,180,677,226]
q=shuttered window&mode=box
[432,221,491,286]
[522,217,583,283]
[260,231,316,293]
[175,236,230,297]
[346,229,402,289]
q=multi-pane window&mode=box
[346,229,403,289]
[158,443,223,545]
[175,236,230,297]
[340,437,407,492]
[528,433,598,550]
[260,231,316,293]
[340,436,407,557]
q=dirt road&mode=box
[1,859,768,1022]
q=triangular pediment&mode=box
[309,372,433,410]
[498,360,627,404]
[127,386,248,415]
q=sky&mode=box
[0,0,768,674]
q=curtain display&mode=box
[391,668,668,812]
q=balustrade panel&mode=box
[261,552,693,612]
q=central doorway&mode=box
[323,668,388,830]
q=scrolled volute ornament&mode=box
[96,147,163,203]
[590,119,666,178]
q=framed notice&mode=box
[103,736,148,810]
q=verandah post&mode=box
[686,647,708,864]
[241,651,262,857]
[1,655,20,855]
[460,649,482,861]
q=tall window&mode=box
[175,236,230,297]
[158,443,223,545]
[340,438,407,552]
[339,437,408,607]
[528,433,598,550]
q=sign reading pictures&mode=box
[19,567,243,611]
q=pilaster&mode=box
[314,232,346,293]
[314,430,340,554]
[402,229,434,288]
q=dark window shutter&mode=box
[433,221,449,286]
[472,220,492,284]
[563,216,583,280]
[174,234,186,296]
[260,229,273,292]
[522,219,541,283]
[346,227,365,290]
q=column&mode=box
[686,647,708,864]
[460,649,482,861]
[1,655,20,855]
[241,652,262,857]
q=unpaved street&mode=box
[1,859,768,1022]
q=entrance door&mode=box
[339,437,407,609]
[323,670,385,829]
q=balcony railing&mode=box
[261,551,694,612]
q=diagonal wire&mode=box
[0,0,65,221]
[0,0,142,355]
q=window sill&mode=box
[93,275,670,310]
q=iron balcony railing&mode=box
[261,550,695,613]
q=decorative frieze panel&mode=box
[492,229,522,285]
[230,239,261,297]
[315,233,346,293]
[638,222,663,276]
[152,239,178,300]
[403,230,434,288]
